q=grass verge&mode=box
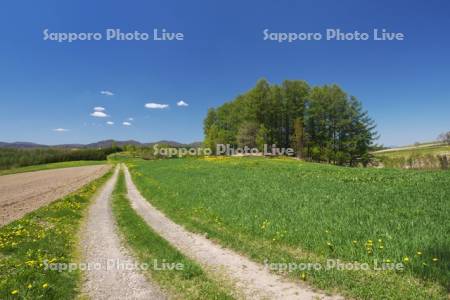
[0,160,107,176]
[0,169,113,299]
[112,169,234,300]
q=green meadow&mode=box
[374,144,450,170]
[374,144,450,159]
[128,157,450,299]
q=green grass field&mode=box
[112,169,234,299]
[0,170,113,299]
[0,160,107,176]
[128,157,450,299]
[373,144,450,170]
[374,144,450,158]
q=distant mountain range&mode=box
[0,140,202,149]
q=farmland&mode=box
[0,164,111,226]
[373,143,450,170]
[128,157,450,299]
[0,154,448,299]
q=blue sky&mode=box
[0,0,449,146]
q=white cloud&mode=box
[122,122,132,126]
[100,90,114,96]
[177,100,188,107]
[94,106,105,112]
[127,117,134,121]
[90,111,108,118]
[106,121,114,125]
[145,102,169,109]
[53,128,68,132]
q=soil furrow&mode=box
[0,165,111,226]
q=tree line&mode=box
[0,147,122,170]
[204,79,377,166]
[438,131,450,145]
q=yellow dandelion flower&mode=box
[25,260,36,266]
[416,251,422,256]
[42,283,49,289]
[379,245,384,249]
[27,284,32,289]
[11,290,19,295]
[403,256,409,262]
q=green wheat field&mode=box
[127,157,450,299]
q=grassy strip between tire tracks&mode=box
[112,169,235,300]
[0,168,113,299]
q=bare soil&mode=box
[0,164,111,226]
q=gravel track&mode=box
[124,165,341,300]
[80,166,165,300]
[0,164,111,226]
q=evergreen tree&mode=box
[237,122,259,148]
[256,124,269,151]
[291,117,304,158]
[203,80,376,166]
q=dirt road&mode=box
[0,164,111,226]
[80,166,165,300]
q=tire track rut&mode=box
[80,166,165,300]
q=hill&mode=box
[0,140,201,149]
[0,142,49,148]
[373,142,450,169]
